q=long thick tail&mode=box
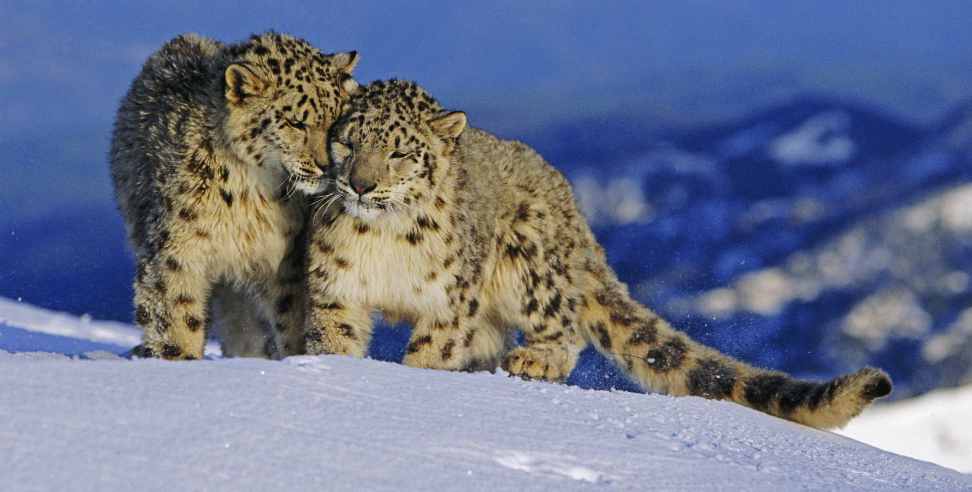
[578,269,892,429]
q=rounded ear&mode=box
[225,63,269,104]
[332,51,360,74]
[429,111,467,139]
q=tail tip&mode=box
[858,367,893,400]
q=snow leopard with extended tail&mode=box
[304,79,891,429]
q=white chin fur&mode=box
[343,200,382,221]
[294,180,325,195]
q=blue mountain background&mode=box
[3,2,972,398]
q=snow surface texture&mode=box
[840,386,972,474]
[2,298,970,491]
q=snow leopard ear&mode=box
[332,51,360,74]
[429,111,467,140]
[225,63,269,104]
[331,51,361,96]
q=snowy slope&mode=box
[2,299,971,491]
[839,386,972,474]
[0,296,140,350]
[0,296,219,356]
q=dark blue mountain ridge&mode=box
[670,94,922,154]
[522,94,924,177]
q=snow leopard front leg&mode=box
[401,277,487,370]
[401,316,477,371]
[305,285,374,358]
[131,248,212,360]
[305,302,373,357]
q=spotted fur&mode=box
[306,80,893,429]
[111,32,360,359]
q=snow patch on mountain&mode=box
[694,183,972,326]
[925,308,972,364]
[769,111,857,166]
[574,175,653,226]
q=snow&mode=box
[839,385,972,474]
[1,298,970,491]
[0,296,220,356]
[573,176,653,226]
[694,183,972,340]
[768,111,857,166]
[0,296,140,349]
[924,308,972,363]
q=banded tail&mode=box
[579,267,892,429]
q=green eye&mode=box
[389,150,413,160]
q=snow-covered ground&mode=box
[1,298,970,491]
[839,386,972,474]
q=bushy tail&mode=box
[579,269,892,429]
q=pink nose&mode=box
[350,177,376,195]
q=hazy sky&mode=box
[3,1,972,140]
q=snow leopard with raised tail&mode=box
[111,32,360,360]
[303,79,892,429]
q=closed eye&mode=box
[331,141,353,161]
[287,119,307,130]
[389,150,414,160]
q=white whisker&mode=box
[312,191,344,223]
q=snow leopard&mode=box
[110,32,360,360]
[303,79,892,429]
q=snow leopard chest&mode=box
[318,215,454,320]
[187,160,302,281]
